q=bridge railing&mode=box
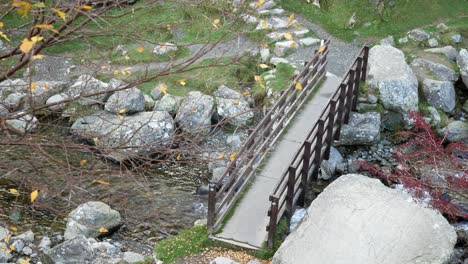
[207,39,331,234]
[266,45,369,248]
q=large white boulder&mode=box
[367,45,419,114]
[175,91,214,135]
[457,49,468,89]
[104,87,145,114]
[214,85,253,127]
[273,174,457,264]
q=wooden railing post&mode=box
[267,195,279,248]
[286,166,296,219]
[207,183,216,234]
[300,141,312,205]
[361,46,369,82]
[323,99,337,160]
[344,70,355,124]
[312,119,325,180]
[352,58,363,110]
[334,84,347,140]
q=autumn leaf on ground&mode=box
[81,5,93,10]
[98,227,108,233]
[217,154,225,160]
[295,82,303,90]
[32,54,44,60]
[211,19,220,28]
[176,153,182,160]
[3,234,11,243]
[229,153,237,161]
[9,245,14,251]
[178,79,186,86]
[284,33,294,40]
[121,68,132,75]
[136,46,145,53]
[0,31,9,42]
[287,13,295,26]
[94,180,111,186]
[19,258,30,264]
[9,226,17,232]
[30,82,37,93]
[0,22,3,28]
[159,84,168,95]
[261,19,268,29]
[8,189,20,196]
[242,91,251,96]
[80,159,87,166]
[12,1,32,16]
[52,8,66,21]
[259,64,270,69]
[30,190,39,203]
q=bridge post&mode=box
[361,46,370,82]
[207,183,216,234]
[312,119,325,181]
[334,84,347,141]
[267,195,279,248]
[300,140,312,205]
[286,166,296,219]
[352,58,363,110]
[344,70,355,124]
[323,99,337,160]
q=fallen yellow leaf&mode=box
[211,19,220,28]
[19,258,30,264]
[52,8,66,21]
[229,153,237,161]
[217,154,225,160]
[8,189,19,196]
[32,54,44,60]
[284,33,294,40]
[81,5,92,10]
[119,108,126,114]
[242,91,251,96]
[290,42,297,48]
[295,82,303,90]
[261,20,268,29]
[94,180,111,186]
[0,31,10,42]
[3,234,11,243]
[9,245,14,251]
[259,64,270,69]
[159,84,168,95]
[9,226,17,232]
[98,227,108,233]
[176,153,182,160]
[287,13,295,26]
[136,46,145,53]
[0,22,3,28]
[30,190,39,203]
[80,159,87,166]
[178,79,186,86]
[30,82,37,93]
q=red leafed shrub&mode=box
[359,111,468,220]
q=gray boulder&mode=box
[411,58,458,82]
[28,55,75,82]
[422,79,455,113]
[143,94,155,110]
[12,230,34,244]
[457,49,468,88]
[104,88,145,114]
[41,235,94,264]
[69,75,110,106]
[428,38,439,47]
[4,92,26,109]
[0,226,9,241]
[407,28,430,42]
[424,46,458,61]
[338,112,381,146]
[154,94,182,114]
[451,34,462,44]
[150,84,167,100]
[367,45,418,113]
[0,79,28,99]
[0,242,12,262]
[299,37,320,47]
[272,174,457,264]
[379,36,394,46]
[64,201,121,240]
[0,104,9,116]
[210,257,239,264]
[71,111,175,161]
[274,41,298,57]
[5,113,39,134]
[46,93,70,111]
[212,167,227,183]
[319,147,343,180]
[122,252,145,263]
[29,81,69,108]
[214,85,253,126]
[175,91,214,135]
[443,121,468,144]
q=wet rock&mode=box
[5,113,39,134]
[443,121,468,144]
[214,86,253,127]
[424,46,458,61]
[272,174,457,264]
[41,235,94,264]
[105,88,145,114]
[367,45,418,114]
[422,79,455,113]
[154,94,182,115]
[457,49,468,89]
[411,58,458,82]
[71,111,175,161]
[122,252,145,263]
[210,257,239,264]
[338,112,381,146]
[64,201,121,240]
[428,38,439,47]
[153,43,178,55]
[176,91,214,135]
[407,28,430,42]
[319,147,343,180]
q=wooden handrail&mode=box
[207,39,331,234]
[266,45,369,247]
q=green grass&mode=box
[155,225,213,264]
[278,0,468,42]
[253,63,296,94]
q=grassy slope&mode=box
[278,0,468,42]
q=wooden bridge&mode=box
[207,40,370,249]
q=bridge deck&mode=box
[214,72,341,249]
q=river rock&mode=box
[0,227,9,241]
[104,87,145,114]
[226,134,242,148]
[427,38,439,47]
[176,91,214,135]
[28,81,69,108]
[5,113,39,134]
[367,45,418,114]
[214,85,253,126]
[379,36,394,46]
[410,58,458,82]
[4,92,26,109]
[407,28,430,42]
[212,167,227,182]
[272,174,457,264]
[260,48,270,62]
[154,94,182,114]
[143,94,155,110]
[457,49,468,88]
[443,121,468,144]
[122,252,145,263]
[150,84,167,100]
[299,37,320,47]
[0,104,8,116]
[319,147,343,180]
[451,34,462,44]
[210,256,239,264]
[46,93,70,111]
[424,46,458,61]
[153,43,178,55]
[41,235,94,264]
[71,111,175,161]
[12,230,34,244]
[69,75,110,106]
[64,201,121,240]
[422,79,455,113]
[0,79,28,98]
[338,112,380,146]
[0,242,12,262]
[39,236,52,252]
